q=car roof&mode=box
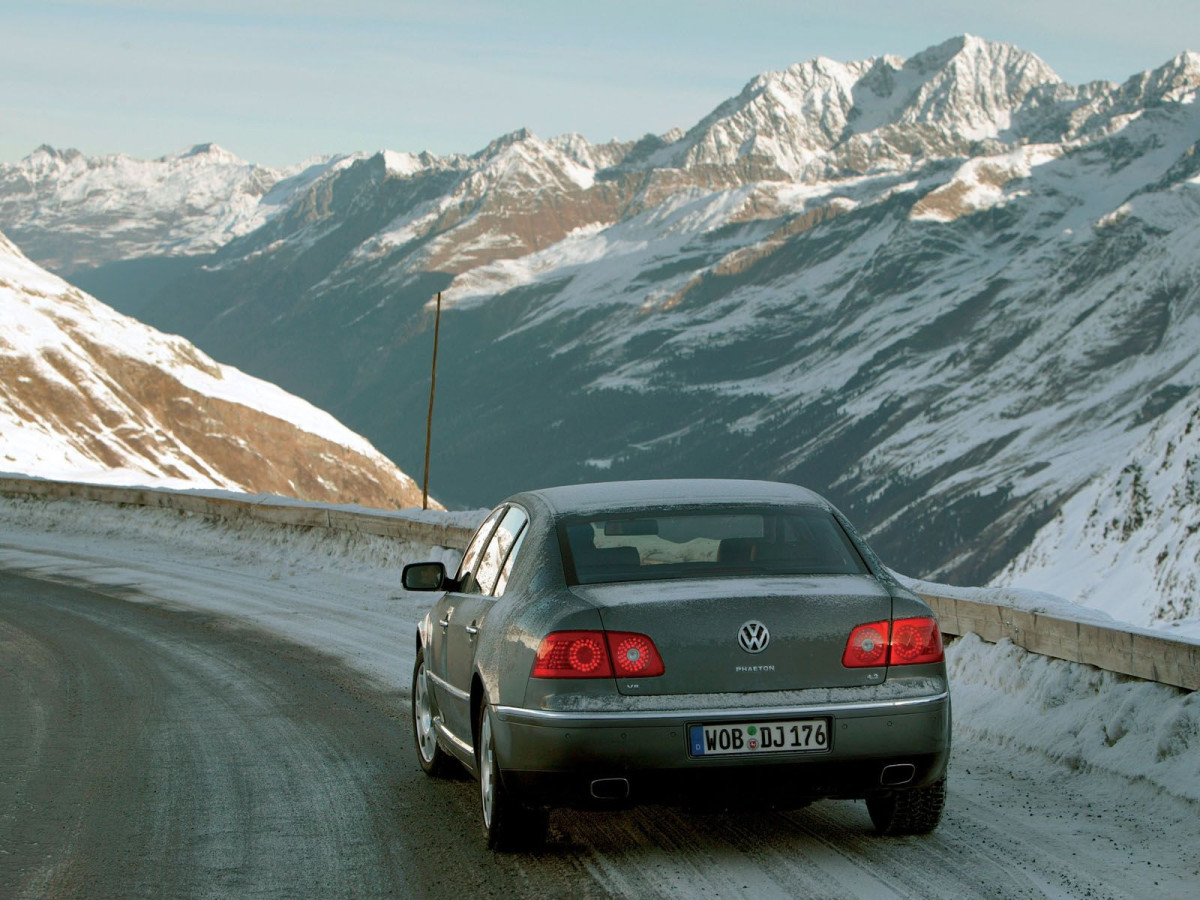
[510,479,830,517]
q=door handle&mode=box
[438,618,450,629]
[465,625,479,636]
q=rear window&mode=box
[559,506,869,586]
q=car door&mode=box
[442,504,529,741]
[428,505,505,732]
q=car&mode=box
[403,479,950,850]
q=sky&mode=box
[3,0,1198,168]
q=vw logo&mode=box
[738,620,770,654]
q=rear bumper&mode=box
[493,692,950,809]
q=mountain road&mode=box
[2,568,1195,899]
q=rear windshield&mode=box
[559,506,870,586]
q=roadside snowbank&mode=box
[947,634,1200,803]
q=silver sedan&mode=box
[403,480,950,850]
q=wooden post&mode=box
[421,291,442,510]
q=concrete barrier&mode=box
[2,474,1195,691]
[0,475,475,550]
[919,592,1199,692]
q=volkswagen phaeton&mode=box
[402,480,950,850]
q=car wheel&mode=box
[411,647,452,776]
[866,775,947,835]
[478,703,549,851]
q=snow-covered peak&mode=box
[464,128,597,192]
[655,35,1065,181]
[1062,48,1200,142]
[20,145,85,176]
[162,142,247,165]
[1137,50,1200,102]
[0,144,313,269]
[895,35,1062,137]
[27,143,80,161]
[547,132,596,166]
[382,149,426,177]
[380,148,463,178]
[472,127,535,160]
[906,33,1056,81]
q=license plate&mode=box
[689,718,829,757]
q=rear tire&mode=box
[411,647,453,777]
[867,776,947,835]
[478,703,548,851]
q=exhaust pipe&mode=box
[880,764,916,786]
[590,777,630,800]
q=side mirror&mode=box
[402,561,447,591]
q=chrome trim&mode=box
[738,620,770,654]
[434,719,474,757]
[428,670,471,701]
[495,691,949,727]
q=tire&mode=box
[477,703,549,851]
[411,647,453,777]
[867,776,947,835]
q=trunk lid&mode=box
[572,575,893,695]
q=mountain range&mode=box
[4,34,1199,608]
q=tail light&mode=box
[532,630,665,679]
[890,617,944,665]
[608,632,665,678]
[532,631,612,678]
[842,617,944,668]
[843,621,889,667]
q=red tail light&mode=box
[890,617,944,665]
[532,631,613,678]
[842,617,944,668]
[607,632,665,678]
[531,630,665,679]
[843,621,889,668]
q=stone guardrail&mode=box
[1,475,1194,691]
[919,592,1199,692]
[0,475,475,551]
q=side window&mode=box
[474,506,529,597]
[456,506,506,593]
[493,527,527,598]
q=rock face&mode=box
[5,36,1200,592]
[0,231,431,509]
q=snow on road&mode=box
[0,494,475,689]
[1,494,1197,898]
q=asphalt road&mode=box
[1,567,1195,899]
[0,571,597,899]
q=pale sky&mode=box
[3,0,1197,167]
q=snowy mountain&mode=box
[7,35,1200,614]
[996,393,1200,632]
[0,230,430,508]
[641,35,1079,184]
[0,143,356,275]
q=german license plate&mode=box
[689,718,829,757]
